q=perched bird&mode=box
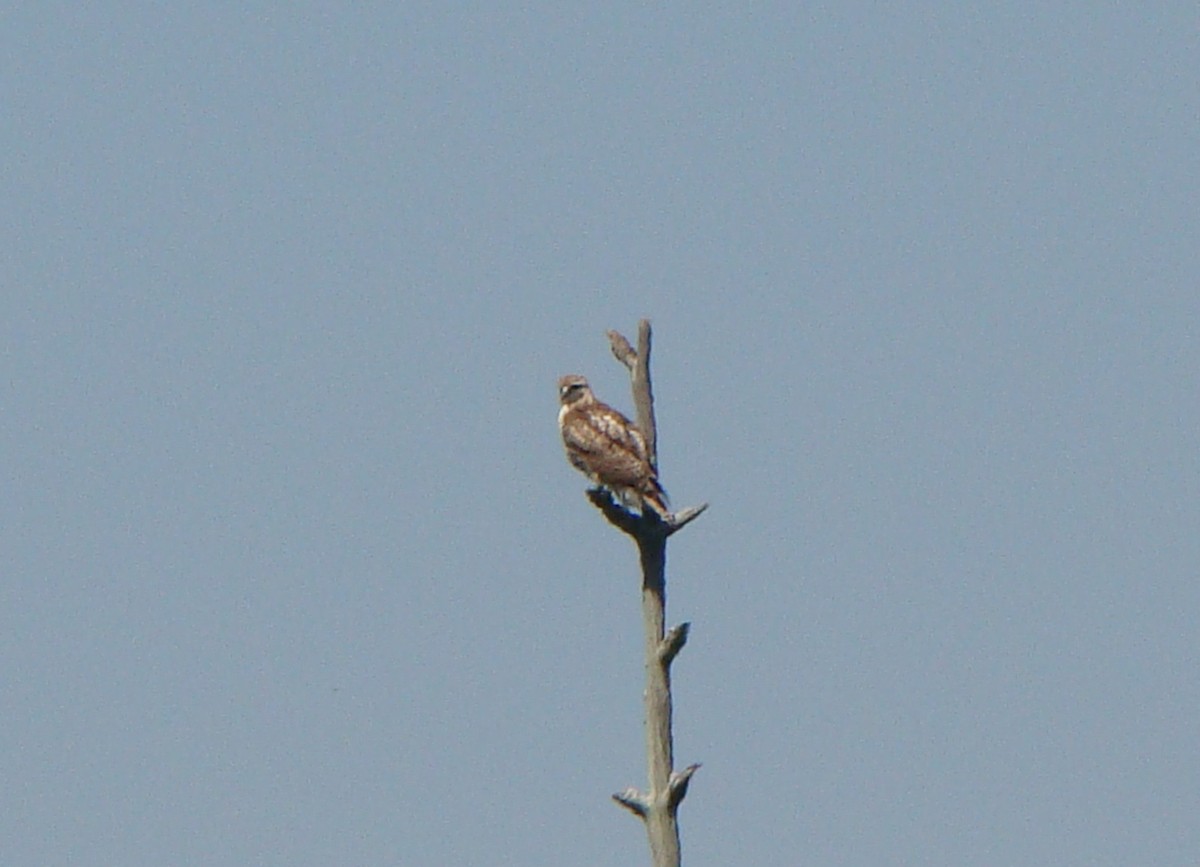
[557,374,671,519]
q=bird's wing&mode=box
[562,406,652,488]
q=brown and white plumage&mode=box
[557,374,670,519]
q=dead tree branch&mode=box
[591,320,705,867]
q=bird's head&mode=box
[557,374,593,406]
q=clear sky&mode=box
[3,4,1197,866]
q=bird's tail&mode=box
[641,478,672,521]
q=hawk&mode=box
[558,374,671,519]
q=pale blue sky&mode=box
[3,4,1198,866]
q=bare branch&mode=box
[613,788,649,818]
[633,320,657,469]
[659,622,690,665]
[586,488,640,537]
[607,330,638,371]
[586,485,707,541]
[665,503,709,537]
[668,764,701,810]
